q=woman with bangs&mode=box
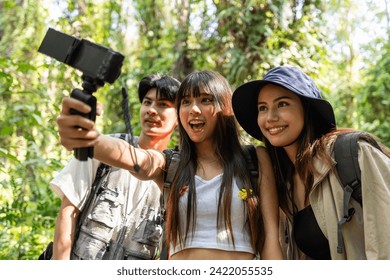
[56,70,283,260]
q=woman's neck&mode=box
[284,142,299,165]
[195,140,217,161]
[194,141,223,179]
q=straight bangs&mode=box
[176,71,233,113]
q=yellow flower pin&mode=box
[238,188,253,200]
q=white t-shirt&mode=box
[50,157,101,211]
[50,157,161,216]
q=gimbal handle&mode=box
[70,75,102,161]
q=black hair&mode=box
[138,74,180,103]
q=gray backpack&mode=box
[334,131,383,254]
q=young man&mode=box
[51,74,180,259]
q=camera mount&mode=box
[38,28,124,160]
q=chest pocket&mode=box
[72,187,124,260]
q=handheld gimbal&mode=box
[38,28,125,160]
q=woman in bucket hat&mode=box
[232,65,390,259]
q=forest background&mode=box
[0,0,389,260]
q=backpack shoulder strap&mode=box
[334,132,361,254]
[242,145,259,192]
[159,146,180,260]
[334,131,382,205]
[162,146,180,202]
[334,131,382,254]
[334,132,363,205]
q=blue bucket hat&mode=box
[232,65,336,141]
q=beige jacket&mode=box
[284,139,390,259]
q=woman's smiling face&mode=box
[257,84,305,149]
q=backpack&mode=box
[159,144,259,259]
[334,131,383,254]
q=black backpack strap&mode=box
[242,145,259,193]
[159,146,180,259]
[38,241,53,260]
[162,147,180,195]
[162,146,181,211]
[334,131,382,253]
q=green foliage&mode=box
[211,0,328,86]
[357,38,390,146]
[0,0,388,259]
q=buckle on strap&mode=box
[345,208,356,222]
[337,185,357,254]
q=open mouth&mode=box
[189,120,205,131]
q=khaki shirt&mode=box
[283,139,390,259]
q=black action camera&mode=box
[38,28,125,161]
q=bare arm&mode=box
[256,146,284,260]
[52,196,80,260]
[56,97,166,185]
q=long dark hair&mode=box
[264,98,331,219]
[165,70,264,253]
